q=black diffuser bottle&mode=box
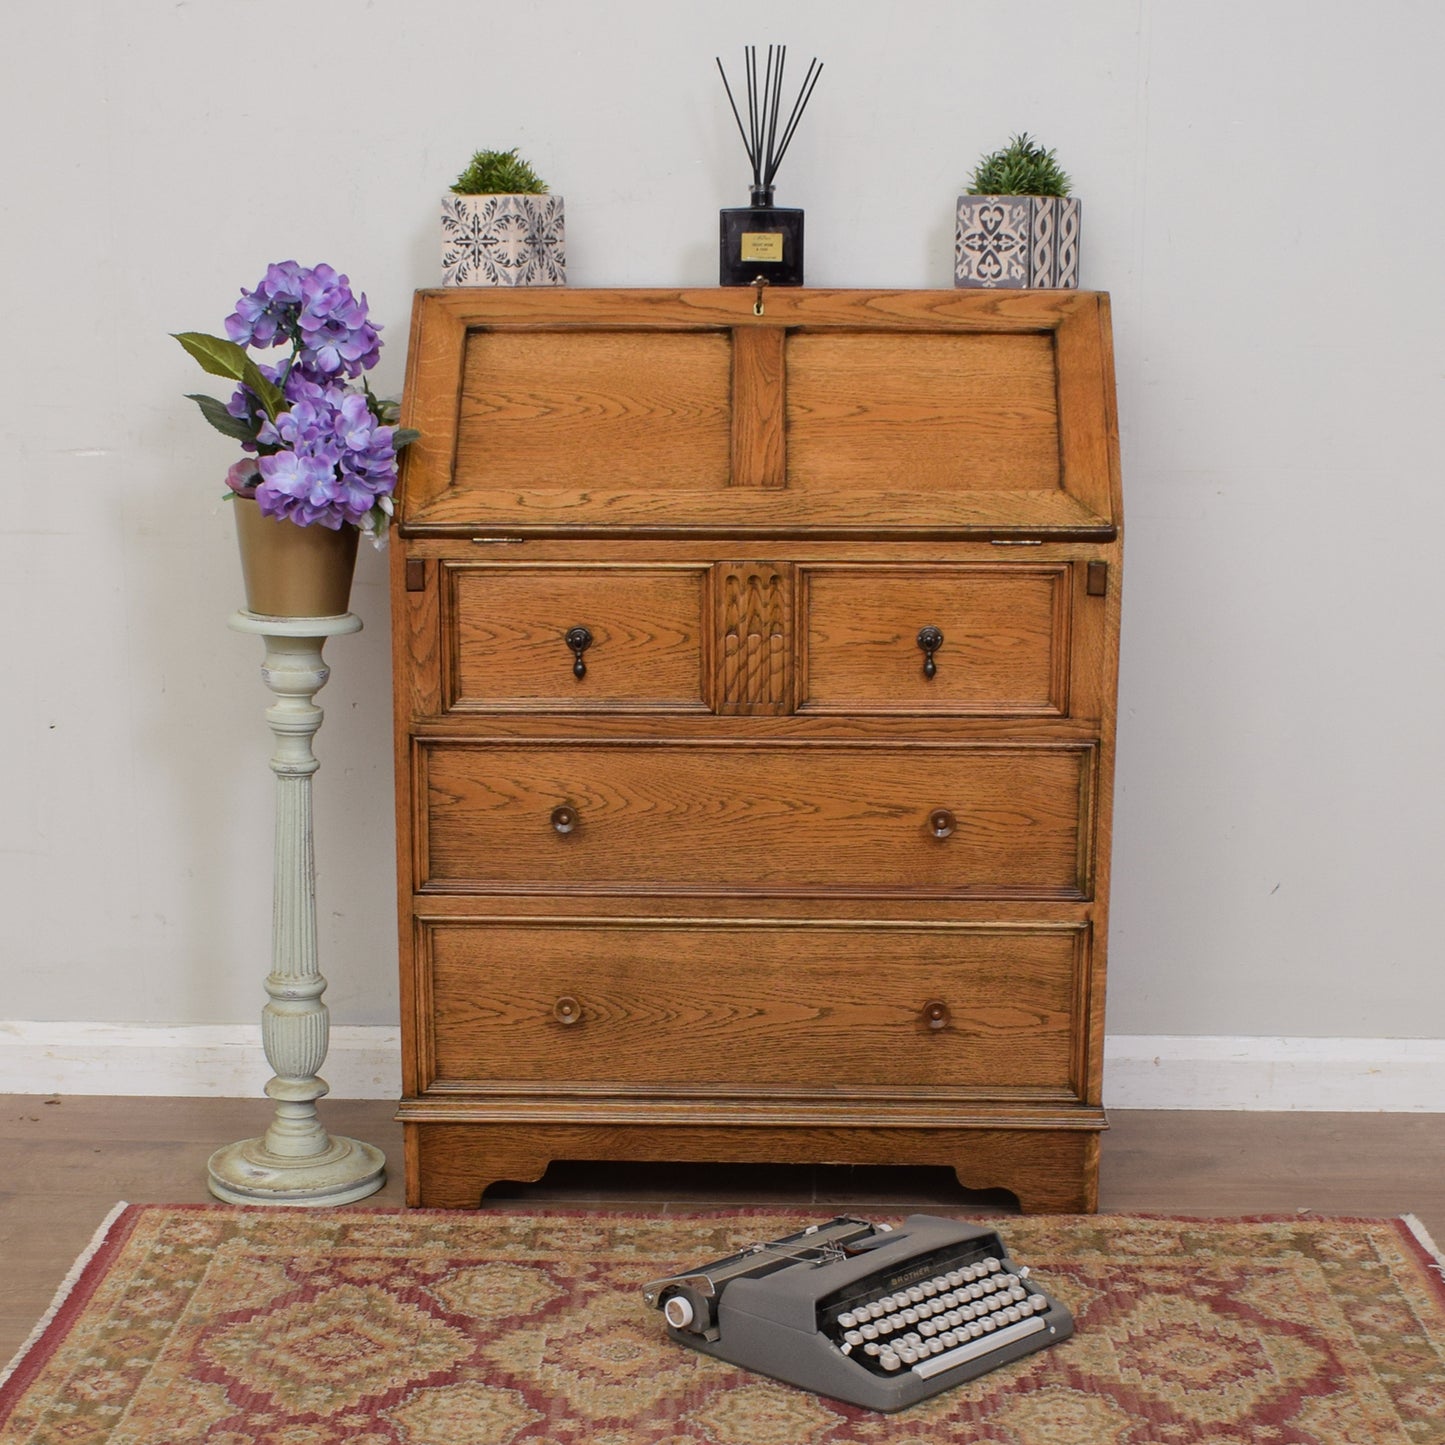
[720,184,804,287]
[716,46,821,287]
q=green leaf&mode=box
[185,393,259,442]
[392,427,422,450]
[239,357,284,420]
[173,331,251,381]
[173,332,284,420]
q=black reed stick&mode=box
[716,45,823,195]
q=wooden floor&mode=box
[2,1097,1442,1366]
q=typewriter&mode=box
[642,1214,1072,1412]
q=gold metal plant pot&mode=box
[232,496,359,618]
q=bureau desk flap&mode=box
[397,288,1120,540]
[415,739,1096,898]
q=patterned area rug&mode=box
[2,1205,1443,1444]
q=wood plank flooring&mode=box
[2,1097,1441,1367]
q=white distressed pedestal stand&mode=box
[207,610,386,1206]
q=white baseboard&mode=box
[1104,1035,1445,1111]
[0,1023,401,1101]
[2,1024,1443,1110]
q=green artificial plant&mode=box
[966,134,1072,198]
[451,147,549,195]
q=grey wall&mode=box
[2,0,1441,1041]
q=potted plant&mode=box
[174,260,418,617]
[954,133,1080,289]
[441,147,565,287]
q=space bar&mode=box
[912,1316,1047,1379]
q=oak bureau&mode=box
[391,288,1122,1212]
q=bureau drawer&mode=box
[418,919,1087,1097]
[442,562,709,712]
[419,740,1093,897]
[799,564,1070,716]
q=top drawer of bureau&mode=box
[800,563,1071,716]
[410,556,1104,721]
[442,561,709,712]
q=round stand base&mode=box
[207,1134,386,1207]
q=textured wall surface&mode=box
[1,0,1441,1043]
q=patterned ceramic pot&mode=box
[441,193,566,287]
[954,195,1081,289]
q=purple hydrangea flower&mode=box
[186,260,406,534]
[295,264,382,379]
[254,378,398,529]
[225,261,381,382]
[225,261,307,349]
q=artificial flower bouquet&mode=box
[175,261,417,541]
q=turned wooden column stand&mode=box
[207,610,386,1206]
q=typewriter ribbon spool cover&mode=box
[641,1213,1074,1412]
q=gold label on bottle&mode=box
[740,232,784,262]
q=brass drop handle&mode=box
[553,995,582,1026]
[923,1000,951,1030]
[917,625,944,679]
[565,625,593,679]
[928,808,956,839]
[550,804,578,835]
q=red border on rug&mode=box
[0,1202,143,1423]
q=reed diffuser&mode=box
[716,45,822,287]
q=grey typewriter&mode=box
[642,1213,1072,1412]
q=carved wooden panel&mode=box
[709,562,793,714]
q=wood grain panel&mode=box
[420,740,1093,896]
[730,326,786,487]
[403,285,1098,334]
[799,563,1070,716]
[443,563,708,712]
[454,330,732,491]
[421,920,1086,1095]
[405,1119,1102,1213]
[400,485,1111,540]
[786,332,1061,493]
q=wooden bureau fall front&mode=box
[391,288,1122,1212]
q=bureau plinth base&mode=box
[400,1118,1102,1214]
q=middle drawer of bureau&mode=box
[417,740,1094,897]
[416,918,1089,1096]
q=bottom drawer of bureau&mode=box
[415,918,1090,1098]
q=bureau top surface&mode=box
[398,288,1122,541]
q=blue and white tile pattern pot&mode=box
[441,193,566,287]
[954,195,1080,289]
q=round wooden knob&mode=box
[923,1000,951,1030]
[929,808,956,839]
[551,805,578,835]
[553,995,582,1026]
